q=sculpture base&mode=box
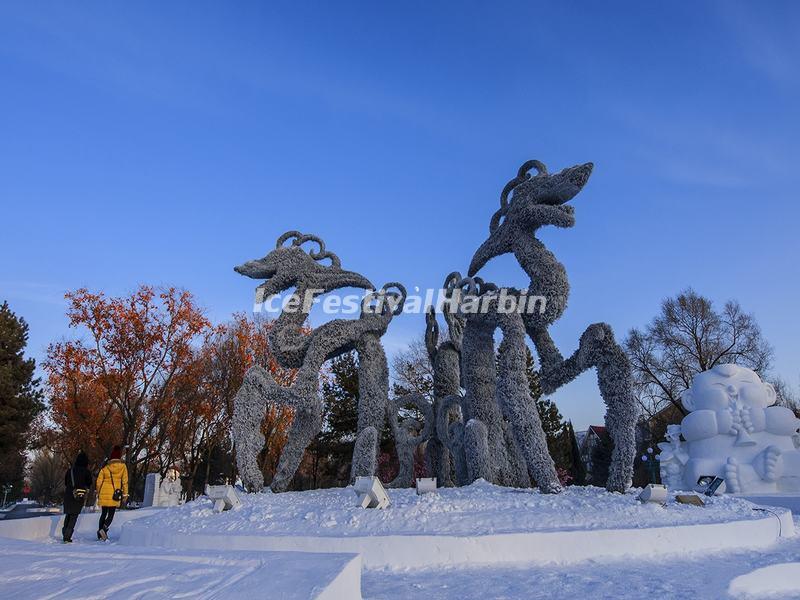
[118,482,794,569]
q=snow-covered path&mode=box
[362,516,800,599]
[0,535,360,599]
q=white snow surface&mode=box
[0,535,360,599]
[136,481,766,537]
[728,563,800,598]
[362,517,800,600]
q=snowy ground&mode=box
[0,517,798,599]
[0,534,359,599]
[136,481,767,538]
[1,483,798,599]
[362,516,800,599]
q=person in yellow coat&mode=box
[95,445,128,540]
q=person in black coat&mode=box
[62,451,92,543]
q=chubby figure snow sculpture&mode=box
[468,160,638,492]
[678,364,800,494]
[232,231,405,492]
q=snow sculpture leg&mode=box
[351,329,392,483]
[464,419,492,482]
[351,426,378,481]
[232,366,270,492]
[271,401,323,492]
[531,324,637,492]
[496,325,561,493]
[426,301,464,486]
[461,315,523,485]
[437,395,469,485]
[424,437,447,487]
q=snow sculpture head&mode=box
[682,364,776,414]
[468,160,593,277]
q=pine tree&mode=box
[0,301,44,492]
[321,352,359,446]
[524,347,563,451]
[590,429,614,487]
[564,421,587,485]
[299,351,360,488]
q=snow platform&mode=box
[120,481,794,569]
[736,494,800,515]
[0,510,361,599]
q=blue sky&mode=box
[1,2,798,429]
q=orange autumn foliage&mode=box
[45,286,302,496]
[45,286,212,490]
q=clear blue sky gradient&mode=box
[1,2,798,429]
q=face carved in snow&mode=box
[681,364,776,413]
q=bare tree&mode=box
[625,289,773,419]
[771,377,799,410]
[391,338,434,400]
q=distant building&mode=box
[576,425,606,481]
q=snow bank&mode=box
[0,507,158,542]
[134,482,771,537]
[120,482,793,569]
[728,562,800,598]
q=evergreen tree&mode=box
[320,352,359,446]
[564,421,587,485]
[524,348,563,439]
[0,301,44,493]
[298,352,360,488]
[589,428,614,487]
[524,347,564,456]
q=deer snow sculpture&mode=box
[232,231,405,492]
[468,160,638,492]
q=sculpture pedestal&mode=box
[117,484,794,569]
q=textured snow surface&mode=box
[362,517,800,600]
[138,481,764,538]
[728,563,800,598]
[0,535,359,599]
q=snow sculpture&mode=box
[158,468,182,507]
[675,364,800,494]
[231,158,639,495]
[468,160,638,492]
[232,231,405,492]
[657,424,689,490]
